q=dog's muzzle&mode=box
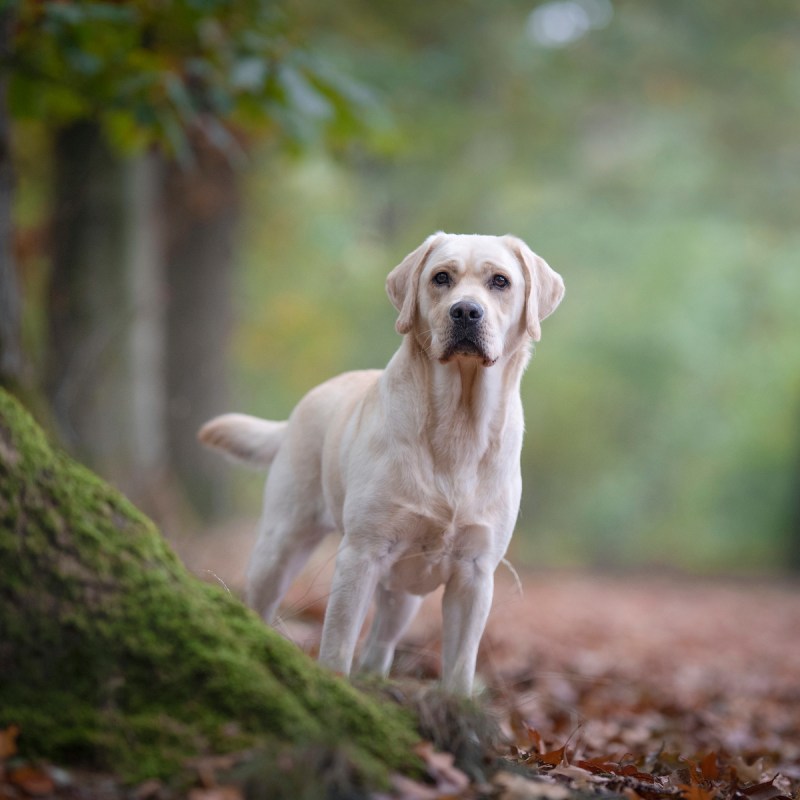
[442,300,493,364]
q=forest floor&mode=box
[3,521,799,799]
[171,522,800,800]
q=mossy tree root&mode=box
[0,389,419,785]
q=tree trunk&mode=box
[163,145,238,519]
[47,122,168,511]
[0,388,419,787]
[0,6,23,389]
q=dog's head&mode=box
[386,233,564,366]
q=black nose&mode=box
[449,300,484,325]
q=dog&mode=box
[198,232,564,694]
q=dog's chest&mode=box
[379,489,505,596]
[365,427,521,595]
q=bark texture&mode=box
[0,389,419,785]
[47,122,167,510]
[0,6,22,387]
[163,145,237,519]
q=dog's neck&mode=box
[387,336,531,466]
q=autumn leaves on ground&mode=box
[171,525,800,799]
[3,520,800,799]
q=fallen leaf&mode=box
[699,753,720,782]
[730,758,767,784]
[678,782,717,800]
[9,765,55,797]
[549,764,597,789]
[576,756,656,784]
[528,745,567,768]
[494,771,572,799]
[510,710,544,754]
[412,742,470,795]
[739,778,791,800]
[0,727,19,761]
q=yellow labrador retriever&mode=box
[199,233,564,694]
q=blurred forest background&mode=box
[1,0,799,574]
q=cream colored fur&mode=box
[199,233,564,694]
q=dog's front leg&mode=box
[319,541,379,676]
[441,561,494,695]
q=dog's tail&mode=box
[198,413,288,470]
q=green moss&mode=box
[0,389,420,785]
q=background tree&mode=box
[2,0,374,520]
[0,5,22,390]
[4,0,799,570]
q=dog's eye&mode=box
[432,272,451,286]
[491,274,510,289]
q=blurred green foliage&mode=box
[6,0,375,160]
[233,0,800,572]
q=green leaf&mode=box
[164,73,197,122]
[9,0,382,155]
[64,47,103,76]
[231,57,268,92]
[278,64,332,120]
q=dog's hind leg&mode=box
[245,514,327,625]
[245,446,331,623]
[318,540,381,676]
[358,586,422,677]
[246,418,333,623]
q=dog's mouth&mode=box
[440,335,496,367]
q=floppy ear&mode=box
[505,236,565,342]
[386,232,443,335]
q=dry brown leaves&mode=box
[383,570,800,800]
[0,727,56,798]
[173,533,800,800]
[0,734,247,800]
[6,534,800,800]
[504,724,796,800]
